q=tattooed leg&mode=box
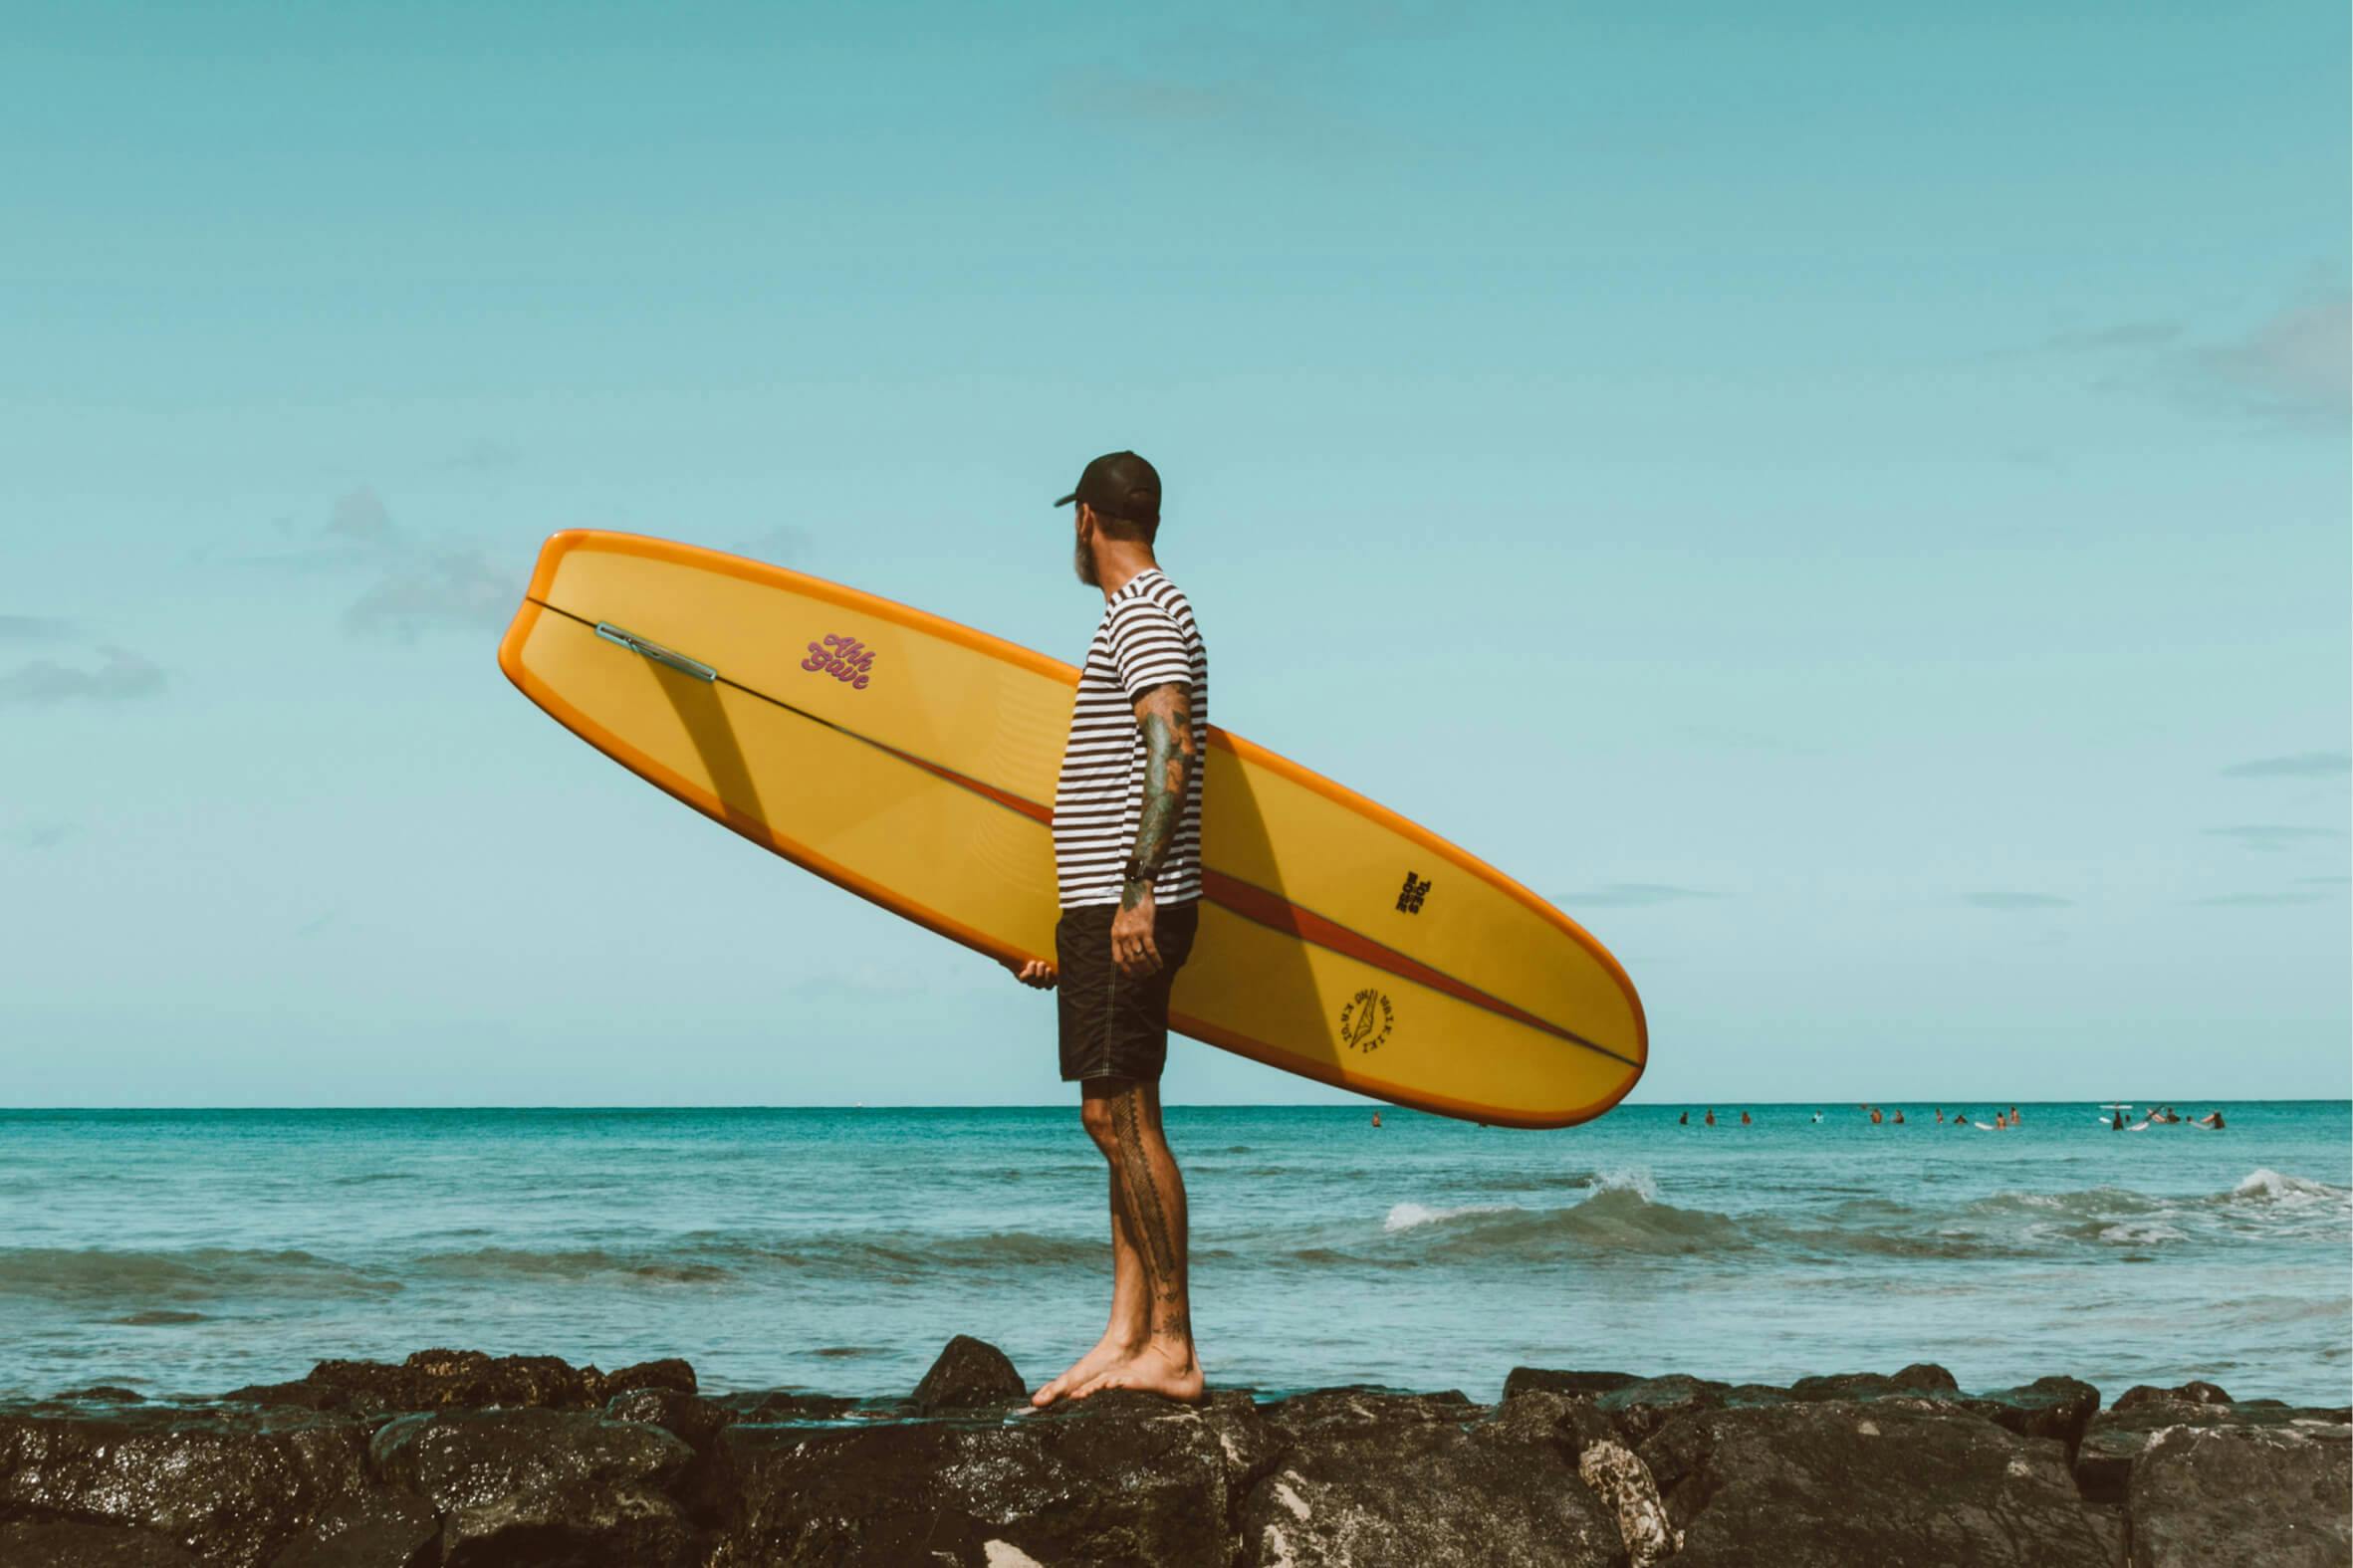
[1073,1078,1203,1402]
[1033,1084,1152,1407]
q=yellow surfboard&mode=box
[498,531,1645,1127]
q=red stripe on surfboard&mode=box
[887,747,1054,824]
[868,744,1634,1067]
[1196,870,1636,1066]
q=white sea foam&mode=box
[1585,1167,1660,1204]
[2098,1222,2190,1245]
[1383,1202,1517,1232]
[2230,1169,2348,1208]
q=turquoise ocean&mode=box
[2,1103,2346,1404]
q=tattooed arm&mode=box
[1109,680,1196,977]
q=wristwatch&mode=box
[1121,857,1158,888]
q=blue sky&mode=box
[3,1,2346,1107]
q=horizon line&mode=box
[4,1097,2345,1113]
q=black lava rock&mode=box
[1641,1400,2115,1567]
[906,1335,1027,1414]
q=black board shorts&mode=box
[1056,899,1201,1083]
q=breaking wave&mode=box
[2228,1169,2348,1209]
[1377,1183,1749,1258]
[1366,1168,2351,1265]
[1384,1202,1516,1232]
[0,1247,403,1303]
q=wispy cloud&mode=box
[2025,286,2351,432]
[326,486,397,547]
[2194,291,2351,430]
[1963,891,2073,911]
[2193,891,2327,908]
[2222,752,2352,781]
[2205,824,2345,852]
[1559,883,1721,908]
[343,549,512,641]
[0,615,77,642]
[244,488,516,640]
[1048,8,1463,149]
[10,822,76,849]
[0,645,167,705]
[446,438,521,476]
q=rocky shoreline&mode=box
[0,1343,2344,1567]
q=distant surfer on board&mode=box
[1009,451,1213,1407]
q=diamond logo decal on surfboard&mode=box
[1339,989,1393,1052]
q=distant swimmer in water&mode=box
[1740,1110,1753,1126]
[1705,1108,1717,1127]
[1954,1112,1970,1131]
[1869,1106,1884,1125]
[2009,1106,2022,1124]
[1679,1110,1689,1125]
[1934,1108,1946,1124]
[2111,1108,2127,1131]
[1892,1109,1905,1125]
[1812,1110,1823,1124]
[1370,1111,1381,1129]
[2198,1110,2225,1129]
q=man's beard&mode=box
[1073,537,1098,586]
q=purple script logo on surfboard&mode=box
[803,633,875,690]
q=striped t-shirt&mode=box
[1053,568,1209,910]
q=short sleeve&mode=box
[1109,598,1192,703]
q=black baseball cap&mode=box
[1054,451,1161,524]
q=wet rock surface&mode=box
[2126,1419,2352,1567]
[1503,1367,1641,1402]
[0,1350,2343,1567]
[705,1388,1275,1565]
[2073,1386,2351,1506]
[1960,1375,2103,1458]
[1785,1360,1962,1402]
[219,1349,691,1418]
[369,1408,697,1566]
[264,1488,439,1568]
[907,1333,1029,1415]
[0,1405,370,1566]
[0,1519,199,1567]
[1240,1388,1624,1566]
[1642,1400,2115,1567]
[601,1388,737,1456]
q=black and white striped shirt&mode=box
[1053,568,1208,910]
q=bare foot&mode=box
[1069,1339,1204,1404]
[1031,1333,1141,1408]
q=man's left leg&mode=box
[1031,1083,1152,1407]
[1073,1076,1202,1401]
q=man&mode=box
[1012,451,1210,1406]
